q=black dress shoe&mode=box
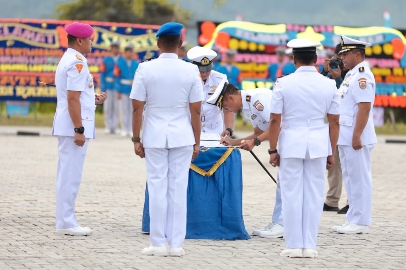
[323,203,340,211]
[337,205,349,214]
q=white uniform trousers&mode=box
[120,94,132,133]
[338,144,374,226]
[145,145,193,248]
[271,174,283,226]
[103,90,120,132]
[279,152,325,249]
[55,136,89,229]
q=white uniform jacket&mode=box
[271,66,340,159]
[337,61,377,146]
[241,88,273,131]
[52,48,96,139]
[201,70,228,133]
[130,53,204,148]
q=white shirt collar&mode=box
[295,66,317,73]
[159,53,178,59]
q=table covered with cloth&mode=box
[141,147,250,240]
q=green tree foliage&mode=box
[55,0,190,25]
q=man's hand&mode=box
[192,144,200,160]
[221,129,231,137]
[95,92,107,105]
[74,133,86,147]
[352,135,363,150]
[240,139,255,151]
[134,142,145,158]
[326,155,335,170]
[328,65,342,79]
[269,153,280,167]
[117,92,122,100]
[220,137,235,146]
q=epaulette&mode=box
[246,95,251,102]
[359,66,365,72]
[141,57,156,63]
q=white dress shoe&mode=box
[303,249,318,258]
[120,131,127,137]
[331,221,350,232]
[280,248,303,258]
[55,226,92,236]
[252,222,274,236]
[337,223,369,234]
[259,223,284,238]
[141,246,168,256]
[169,247,185,257]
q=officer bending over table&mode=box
[206,83,284,239]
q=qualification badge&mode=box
[253,100,264,111]
[358,78,367,90]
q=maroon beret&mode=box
[65,22,94,38]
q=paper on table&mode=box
[200,140,230,148]
[200,133,221,141]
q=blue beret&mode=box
[156,22,184,38]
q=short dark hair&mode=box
[158,34,181,49]
[67,34,78,45]
[352,49,365,57]
[293,53,316,65]
[334,44,342,55]
[223,83,240,99]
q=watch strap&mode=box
[268,149,278,155]
[226,128,233,136]
[131,137,141,143]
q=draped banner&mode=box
[198,21,406,107]
[0,19,162,101]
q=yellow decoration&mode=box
[189,148,235,177]
[228,38,239,50]
[258,44,265,51]
[296,26,325,49]
[248,42,257,51]
[41,23,47,29]
[372,44,382,55]
[239,39,248,50]
[392,92,397,97]
[365,47,372,56]
[383,43,393,55]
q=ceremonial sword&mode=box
[249,150,278,186]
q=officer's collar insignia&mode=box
[76,54,83,61]
[200,57,210,66]
[359,66,365,72]
[246,95,251,102]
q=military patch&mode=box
[76,54,83,61]
[246,95,251,102]
[359,66,365,72]
[251,114,257,120]
[358,78,367,89]
[253,100,264,111]
[200,57,210,65]
[75,64,83,73]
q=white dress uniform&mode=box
[337,36,377,228]
[271,39,340,251]
[187,46,228,134]
[52,48,96,229]
[130,53,204,248]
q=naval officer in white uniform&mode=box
[187,46,235,137]
[207,83,284,239]
[52,22,107,236]
[331,36,377,234]
[130,22,203,257]
[268,38,340,258]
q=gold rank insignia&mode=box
[200,57,210,65]
[246,95,251,102]
[89,81,94,88]
[76,54,83,61]
[210,85,217,92]
[359,66,365,72]
[253,100,264,111]
[251,114,257,120]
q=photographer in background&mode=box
[321,43,349,214]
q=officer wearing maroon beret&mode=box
[52,22,107,236]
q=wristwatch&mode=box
[226,128,233,137]
[74,127,85,134]
[268,149,278,155]
[254,137,261,146]
[131,137,141,143]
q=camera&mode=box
[329,58,344,70]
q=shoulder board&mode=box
[359,66,365,72]
[141,57,156,63]
[246,95,251,102]
[75,54,83,61]
[277,73,292,79]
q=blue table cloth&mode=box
[142,147,250,240]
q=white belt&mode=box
[282,118,325,129]
[120,79,133,85]
[145,107,188,114]
[105,77,114,82]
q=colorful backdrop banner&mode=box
[198,21,406,108]
[0,19,161,102]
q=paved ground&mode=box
[0,126,405,269]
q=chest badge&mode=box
[251,114,257,120]
[253,100,264,111]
